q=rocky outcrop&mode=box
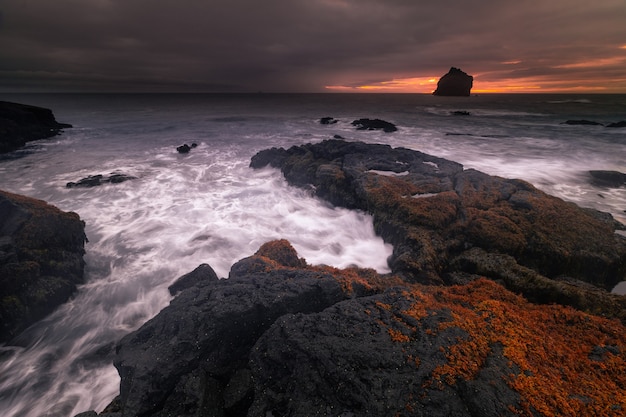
[177,143,198,154]
[251,139,626,302]
[66,173,138,188]
[0,190,86,344]
[351,118,398,132]
[78,240,626,417]
[607,121,626,128]
[589,170,626,188]
[0,101,72,154]
[433,67,473,96]
[562,119,603,126]
[75,141,626,417]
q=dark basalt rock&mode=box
[177,143,198,153]
[66,173,137,188]
[351,118,397,132]
[606,120,626,128]
[451,110,471,116]
[251,139,626,296]
[79,240,626,417]
[433,67,473,96]
[320,116,338,124]
[0,101,72,154]
[589,170,626,187]
[562,119,604,126]
[0,190,86,344]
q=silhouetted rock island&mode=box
[433,67,473,96]
[78,140,626,417]
[0,190,86,343]
[0,101,72,154]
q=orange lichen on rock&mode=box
[254,239,307,268]
[380,279,626,416]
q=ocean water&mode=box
[0,93,624,416]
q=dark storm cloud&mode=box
[1,0,625,92]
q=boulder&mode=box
[433,67,473,96]
[66,173,137,188]
[176,143,198,154]
[78,241,626,417]
[0,101,72,154]
[351,118,397,132]
[320,116,338,124]
[0,190,86,343]
[251,139,626,298]
[589,170,626,187]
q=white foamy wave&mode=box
[0,147,392,416]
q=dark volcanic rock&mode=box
[80,241,626,417]
[66,173,137,188]
[562,119,604,126]
[351,118,398,132]
[0,190,86,344]
[607,120,626,128]
[0,101,72,154]
[433,67,473,96]
[112,241,345,417]
[589,170,626,187]
[251,139,626,297]
[320,116,338,124]
[176,143,198,154]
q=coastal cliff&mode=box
[0,101,72,154]
[78,140,626,417]
[0,190,87,343]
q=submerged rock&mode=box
[79,240,626,417]
[589,170,626,187]
[0,190,86,344]
[66,173,137,188]
[433,67,473,96]
[562,119,604,126]
[607,120,626,128]
[320,116,338,124]
[351,118,397,132]
[0,101,72,154]
[177,143,198,153]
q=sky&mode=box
[0,0,625,93]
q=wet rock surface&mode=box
[66,173,138,188]
[0,101,72,154]
[0,190,86,344]
[77,141,626,417]
[82,240,626,417]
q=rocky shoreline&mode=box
[74,140,626,417]
[0,101,72,154]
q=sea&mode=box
[0,93,625,417]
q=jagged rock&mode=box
[168,263,219,296]
[0,190,86,344]
[320,116,338,124]
[251,139,626,299]
[607,121,626,128]
[433,67,473,96]
[562,120,603,126]
[351,118,397,132]
[66,173,137,188]
[79,241,626,417]
[589,170,626,187]
[176,143,198,154]
[0,101,72,154]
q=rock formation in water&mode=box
[0,190,87,343]
[351,118,398,132]
[433,67,473,96]
[66,173,138,188]
[0,101,72,154]
[77,140,626,417]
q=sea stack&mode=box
[433,67,473,96]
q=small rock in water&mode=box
[606,121,626,128]
[351,118,397,132]
[589,170,626,187]
[320,117,338,124]
[66,173,137,188]
[562,120,603,126]
[177,144,191,153]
